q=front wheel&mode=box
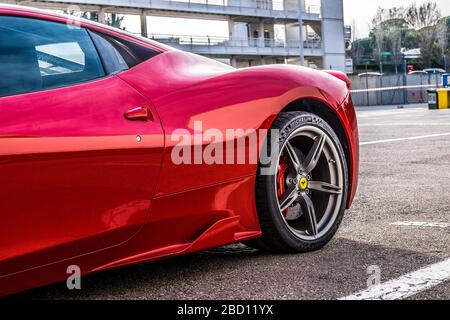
[248,111,348,253]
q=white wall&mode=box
[285,23,300,42]
[284,0,299,11]
[321,0,345,71]
[232,22,249,39]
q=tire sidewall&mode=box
[261,112,349,251]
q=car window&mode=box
[36,42,86,75]
[88,30,160,73]
[0,16,105,98]
[88,31,129,75]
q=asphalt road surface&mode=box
[13,104,450,300]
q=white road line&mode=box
[360,132,450,146]
[340,258,450,300]
[391,221,450,228]
[357,109,427,118]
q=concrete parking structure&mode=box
[3,0,347,70]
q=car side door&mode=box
[0,15,164,275]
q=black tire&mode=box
[246,111,348,253]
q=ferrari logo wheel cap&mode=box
[299,177,308,190]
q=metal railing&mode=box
[150,0,321,15]
[148,33,322,49]
[304,4,321,14]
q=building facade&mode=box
[5,0,346,71]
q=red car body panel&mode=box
[0,75,165,274]
[0,5,359,296]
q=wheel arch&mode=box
[280,98,352,207]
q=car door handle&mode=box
[124,106,153,122]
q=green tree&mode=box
[352,38,372,66]
[405,1,442,68]
[370,7,408,73]
[366,1,446,70]
[436,18,449,70]
[405,2,441,30]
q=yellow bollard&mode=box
[437,88,450,109]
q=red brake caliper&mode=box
[277,156,289,217]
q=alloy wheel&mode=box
[276,125,344,241]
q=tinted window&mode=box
[88,30,159,70]
[0,16,105,97]
[88,31,129,75]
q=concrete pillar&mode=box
[228,17,234,39]
[268,24,274,39]
[99,7,106,24]
[259,20,265,47]
[321,0,345,72]
[298,0,305,66]
[283,22,288,48]
[230,56,237,68]
[140,11,148,38]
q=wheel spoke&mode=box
[301,133,326,173]
[279,186,299,212]
[284,141,301,173]
[298,193,318,237]
[309,181,342,195]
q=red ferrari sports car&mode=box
[0,5,359,296]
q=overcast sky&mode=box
[119,0,450,39]
[344,0,450,39]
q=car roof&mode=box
[358,72,383,76]
[423,68,446,72]
[0,4,172,52]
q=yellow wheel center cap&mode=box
[299,177,308,190]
